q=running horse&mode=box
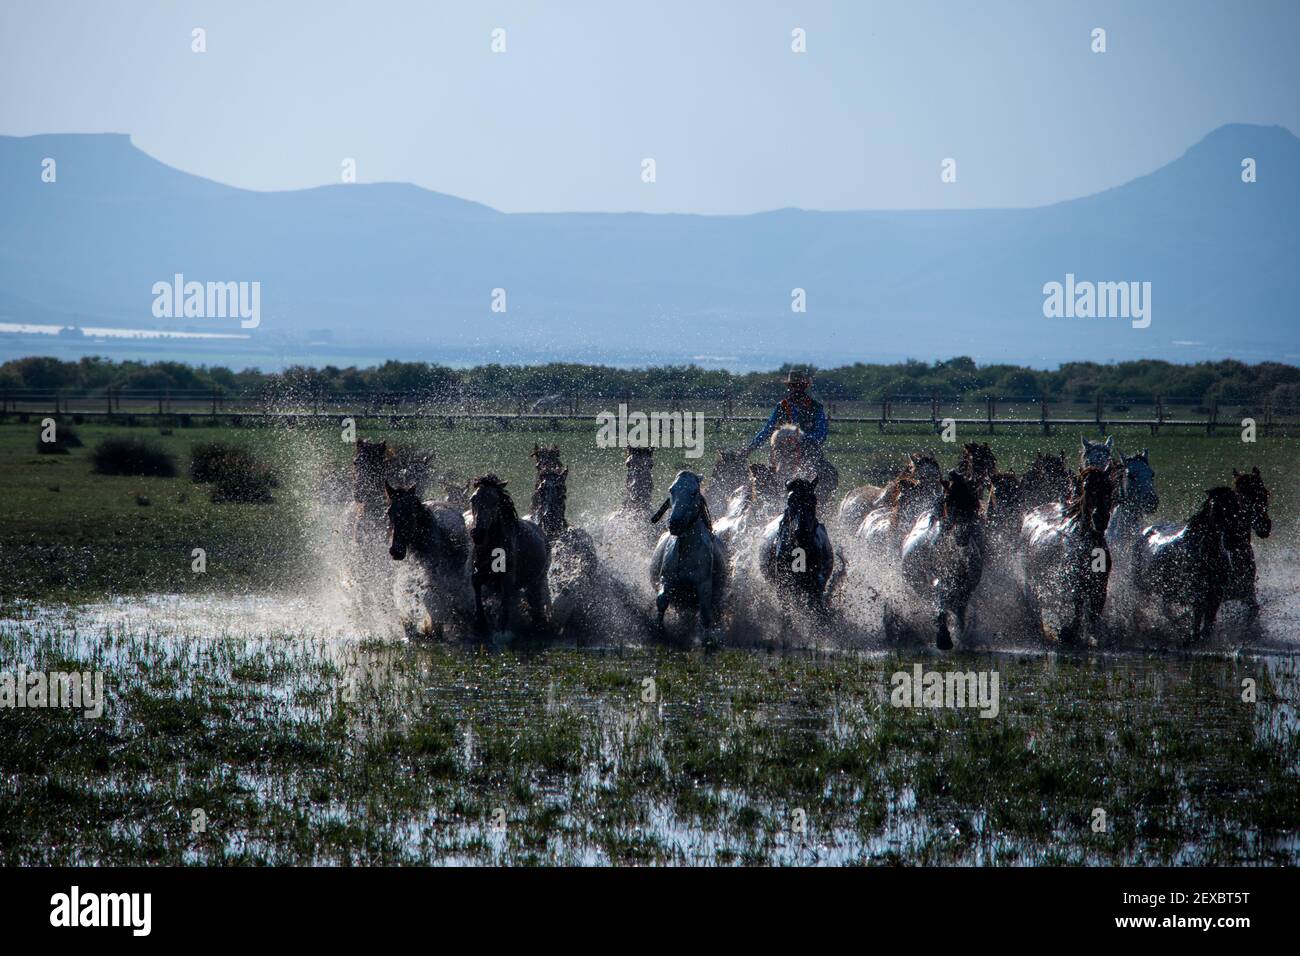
[384,481,473,638]
[1019,465,1116,644]
[713,461,785,552]
[602,445,658,547]
[838,452,942,532]
[649,471,728,638]
[467,474,552,635]
[857,454,945,555]
[958,442,999,499]
[1104,448,1159,555]
[1225,467,1271,622]
[1132,485,1248,642]
[707,448,751,515]
[898,471,985,650]
[758,476,835,615]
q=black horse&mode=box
[758,476,835,615]
[468,474,551,635]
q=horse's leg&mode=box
[698,577,715,631]
[935,610,952,651]
[472,574,488,634]
[654,583,669,632]
[527,574,552,635]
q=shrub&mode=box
[189,441,279,503]
[34,421,82,454]
[90,437,177,477]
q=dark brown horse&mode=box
[1222,468,1271,623]
[531,443,564,476]
[1019,450,1073,511]
[758,476,835,615]
[1132,486,1247,643]
[958,442,999,498]
[468,475,551,635]
[1020,465,1116,644]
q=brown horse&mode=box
[468,475,551,635]
[531,443,564,476]
[958,442,999,498]
[713,462,785,552]
[1019,450,1073,511]
[838,452,941,531]
[1224,467,1271,621]
[1133,486,1247,642]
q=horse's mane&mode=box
[1065,465,1114,523]
[959,442,997,481]
[941,471,981,522]
[1233,468,1268,505]
[886,472,920,511]
[473,473,519,528]
[770,423,801,448]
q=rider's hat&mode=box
[784,367,811,386]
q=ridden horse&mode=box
[958,442,999,499]
[1224,467,1271,621]
[1132,486,1247,642]
[758,477,835,615]
[1104,449,1159,554]
[649,471,728,637]
[707,448,751,515]
[769,424,839,505]
[1020,465,1116,644]
[467,475,551,635]
[839,452,941,532]
[384,481,473,638]
[898,471,985,650]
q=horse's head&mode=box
[653,471,709,536]
[959,442,998,490]
[624,445,654,504]
[1119,449,1159,514]
[1233,466,1271,539]
[469,474,516,546]
[1080,436,1115,470]
[939,470,981,524]
[384,480,422,560]
[1200,486,1250,553]
[784,476,819,531]
[531,443,564,475]
[908,452,943,487]
[1069,466,1115,538]
[532,468,568,539]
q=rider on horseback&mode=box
[742,368,838,497]
[744,368,828,454]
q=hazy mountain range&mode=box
[1,123,1296,370]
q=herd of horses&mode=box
[345,425,1272,650]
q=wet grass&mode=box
[2,610,1297,865]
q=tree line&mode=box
[3,355,1298,407]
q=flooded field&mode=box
[2,592,1298,866]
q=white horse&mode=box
[649,471,728,639]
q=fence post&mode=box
[879,395,888,433]
[986,396,995,435]
[1040,396,1050,436]
[1095,394,1104,435]
[1208,398,1218,436]
[1154,395,1164,435]
[1264,399,1273,438]
[931,392,939,433]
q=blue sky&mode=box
[2,0,1297,214]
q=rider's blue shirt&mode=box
[745,395,829,453]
